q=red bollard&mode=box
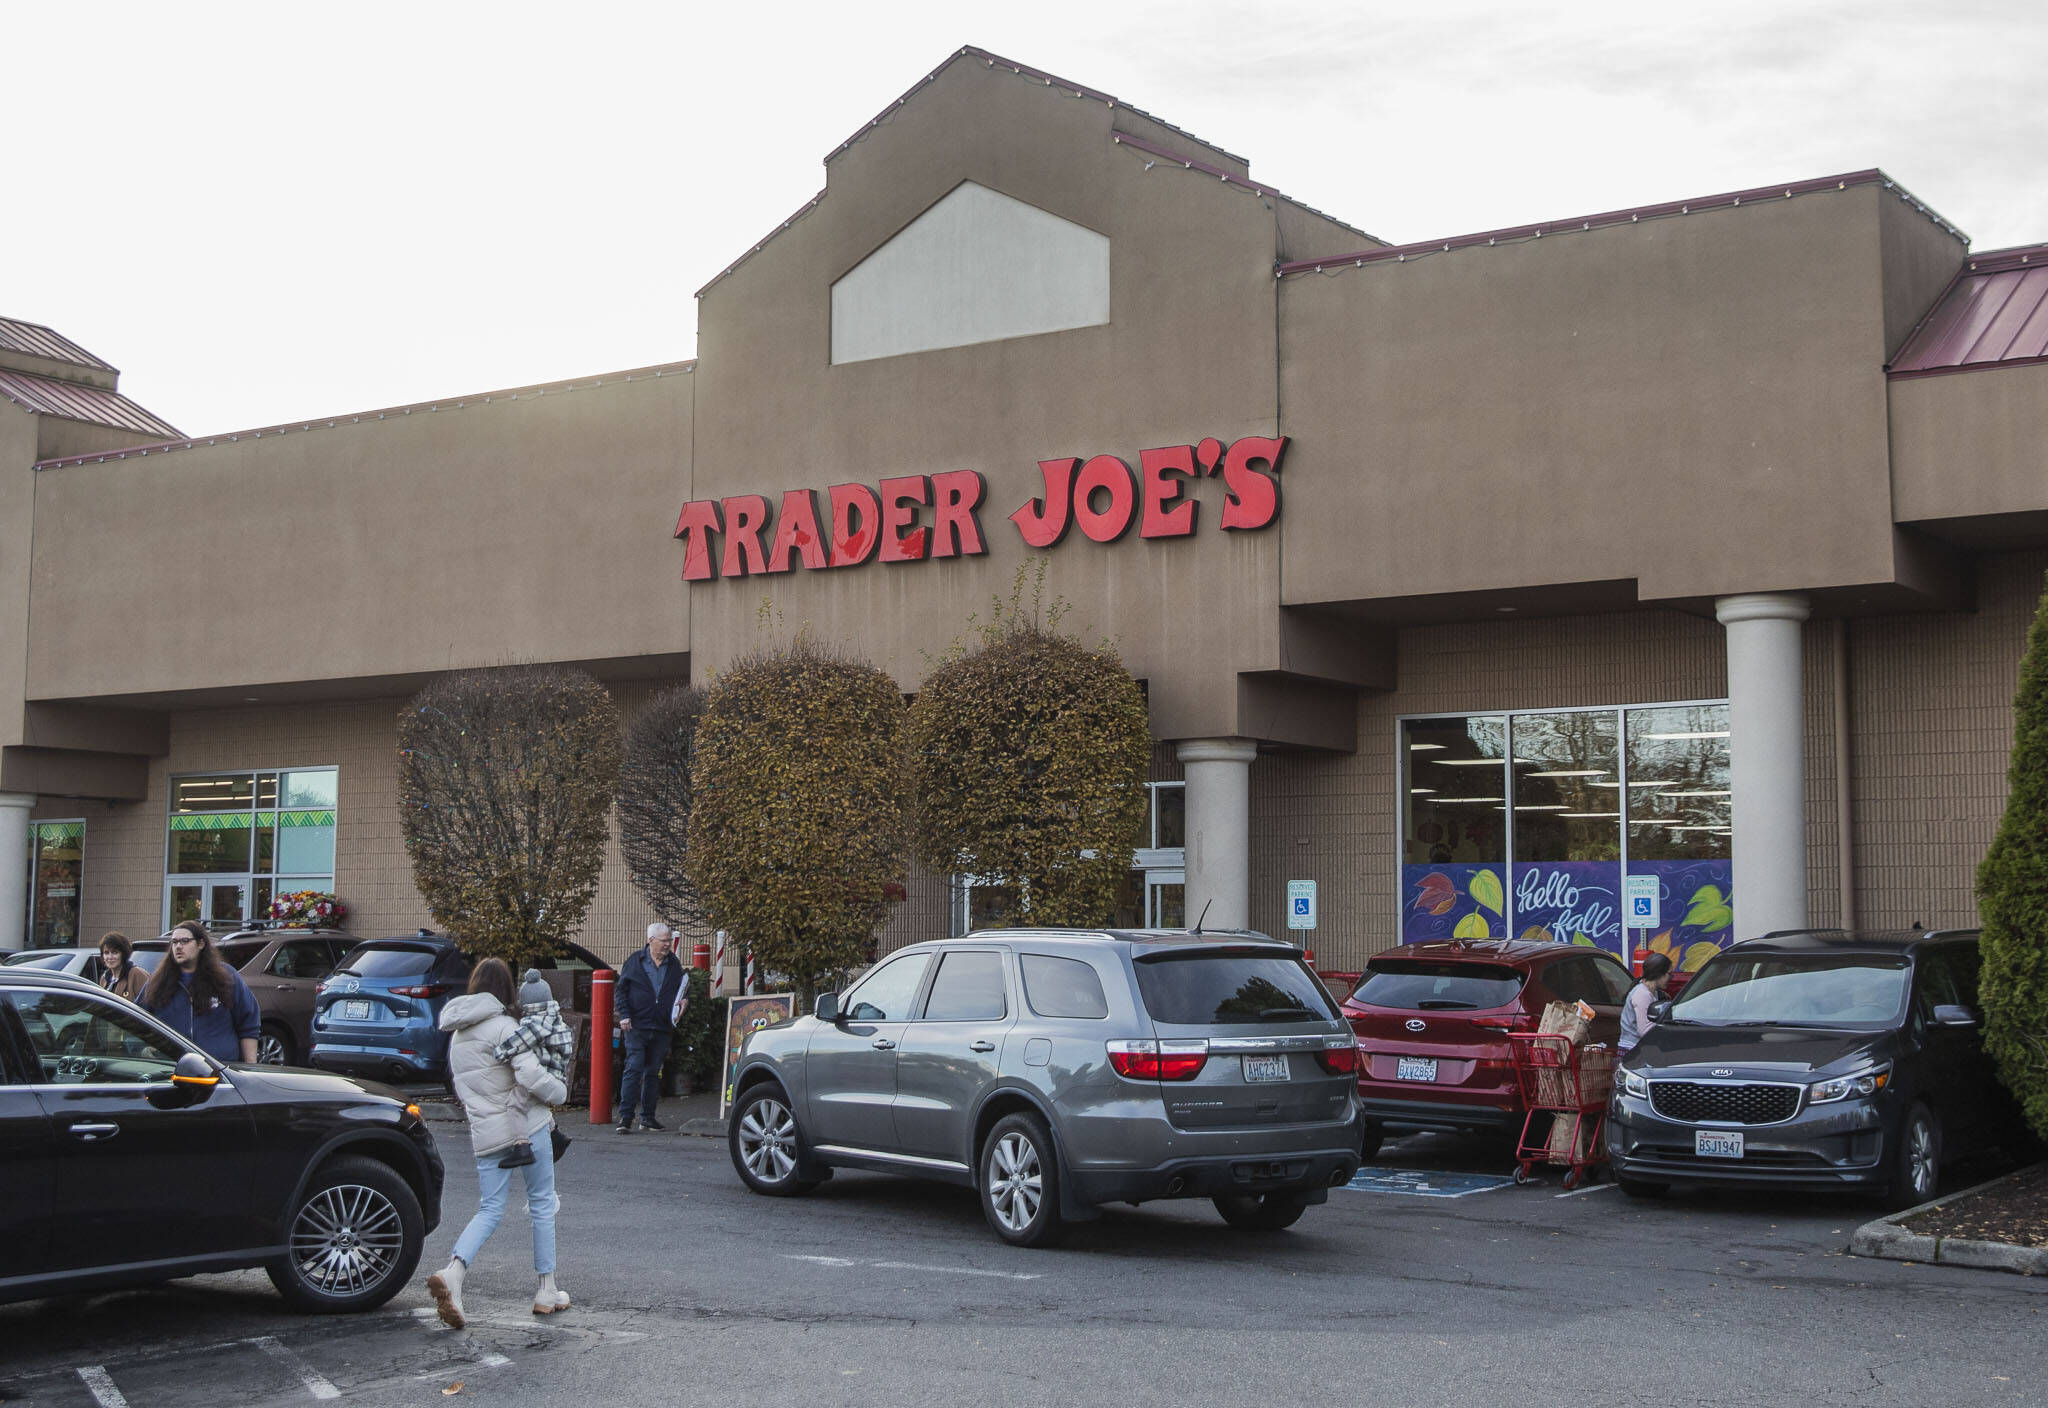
[692,942,710,971]
[1632,942,1649,978]
[589,969,615,1126]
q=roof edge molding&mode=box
[830,181,1109,366]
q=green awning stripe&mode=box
[169,810,332,831]
[34,822,83,842]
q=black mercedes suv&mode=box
[1608,929,2029,1208]
[0,966,443,1310]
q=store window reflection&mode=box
[164,767,337,930]
[1403,717,1507,939]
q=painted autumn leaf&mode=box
[1680,941,1723,972]
[1469,868,1505,915]
[1414,872,1458,915]
[1683,884,1734,934]
[1571,932,1598,947]
[1452,912,1491,939]
[1520,925,1555,943]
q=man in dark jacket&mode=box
[615,922,686,1132]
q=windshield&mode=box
[1669,952,1910,1027]
[1133,950,1338,1026]
[1353,961,1524,1011]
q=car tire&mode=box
[1616,1175,1669,1199]
[1884,1103,1941,1211]
[979,1111,1065,1248]
[728,1084,820,1196]
[266,1155,424,1313]
[1212,1192,1310,1231]
[258,1023,295,1066]
[1360,1120,1385,1161]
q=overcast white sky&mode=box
[9,0,2046,437]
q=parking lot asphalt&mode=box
[3,1111,2043,1408]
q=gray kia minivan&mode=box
[725,928,1363,1246]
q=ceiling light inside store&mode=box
[1558,812,1620,818]
[1588,781,1674,788]
[1409,743,1446,751]
[1513,804,1567,811]
[1660,790,1732,797]
[1525,770,1607,778]
[1437,797,1504,804]
[1642,731,1730,740]
[1431,758,1508,767]
[1410,788,1435,794]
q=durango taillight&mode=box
[389,983,449,999]
[1106,1038,1209,1081]
[1314,1041,1361,1076]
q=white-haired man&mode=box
[614,922,686,1133]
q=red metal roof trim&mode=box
[0,316,117,373]
[823,46,1248,170]
[1275,170,1963,279]
[33,360,695,471]
[0,370,178,438]
[1889,245,2048,378]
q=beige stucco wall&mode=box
[1,405,35,751]
[1276,182,1941,611]
[688,57,1304,742]
[1890,363,2048,526]
[26,371,693,704]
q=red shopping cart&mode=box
[1507,1032,1614,1191]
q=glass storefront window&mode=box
[165,767,337,929]
[30,820,86,947]
[1400,704,1734,967]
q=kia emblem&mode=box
[1711,1067,1734,1078]
[1405,1019,1426,1033]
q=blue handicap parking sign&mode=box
[1293,897,1310,916]
[1631,896,1654,918]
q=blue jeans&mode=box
[451,1139,558,1275]
[618,1027,672,1121]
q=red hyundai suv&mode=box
[1343,939,1635,1156]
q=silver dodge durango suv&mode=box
[725,928,1363,1245]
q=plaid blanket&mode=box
[494,1000,576,1082]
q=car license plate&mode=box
[1243,1054,1290,1083]
[1696,1129,1744,1159]
[343,1000,371,1021]
[1396,1056,1439,1083]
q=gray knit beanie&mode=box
[519,969,552,1008]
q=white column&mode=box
[1176,738,1258,931]
[0,792,33,952]
[1714,593,1810,938]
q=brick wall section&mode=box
[1847,549,2047,931]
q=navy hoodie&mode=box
[151,968,262,1064]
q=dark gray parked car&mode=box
[726,928,1363,1246]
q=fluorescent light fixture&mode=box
[1640,730,1730,740]
[1588,780,1672,789]
[1514,804,1567,811]
[1524,769,1608,778]
[1436,797,1504,804]
[1409,742,1446,751]
[1430,758,1507,767]
[1660,790,1732,798]
[1558,812,1620,818]
[1410,788,1435,794]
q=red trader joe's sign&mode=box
[673,435,1286,581]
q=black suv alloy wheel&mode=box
[267,1156,426,1312]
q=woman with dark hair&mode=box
[96,932,148,1002]
[141,920,259,1063]
[426,956,570,1328]
[1619,951,1675,1055]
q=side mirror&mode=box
[1931,1003,1978,1028]
[1649,1000,1673,1022]
[813,992,841,1023]
[171,1051,221,1088]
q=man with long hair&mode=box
[142,919,260,1063]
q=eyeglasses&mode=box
[169,936,201,948]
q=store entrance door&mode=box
[1147,870,1186,928]
[166,878,251,931]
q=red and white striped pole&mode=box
[743,948,756,996]
[710,929,728,1000]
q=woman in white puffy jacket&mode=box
[425,957,570,1326]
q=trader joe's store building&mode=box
[5,48,2048,974]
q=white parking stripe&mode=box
[783,1253,1040,1281]
[248,1336,342,1400]
[1555,1180,1618,1199]
[76,1366,129,1408]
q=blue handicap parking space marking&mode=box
[1339,1167,1515,1198]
